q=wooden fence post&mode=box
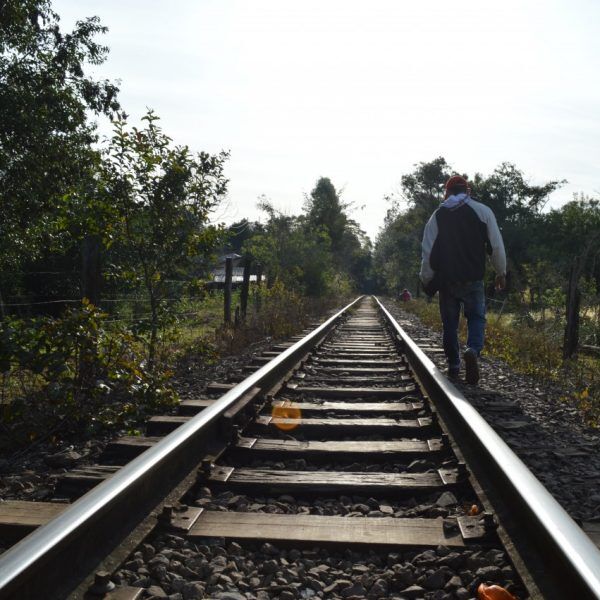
[563,258,580,359]
[224,257,233,325]
[255,264,263,312]
[256,264,263,289]
[240,256,252,320]
[0,287,5,320]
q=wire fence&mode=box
[2,296,210,307]
[0,286,256,330]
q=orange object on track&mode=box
[271,402,302,431]
[469,504,480,515]
[477,583,518,600]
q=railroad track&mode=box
[1,296,600,599]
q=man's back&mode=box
[420,194,506,288]
[430,199,491,284]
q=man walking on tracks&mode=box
[419,175,506,384]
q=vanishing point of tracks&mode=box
[1,297,600,599]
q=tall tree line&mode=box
[228,178,374,296]
[373,157,600,326]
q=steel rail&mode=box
[0,296,362,600]
[375,296,600,600]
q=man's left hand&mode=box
[495,274,506,291]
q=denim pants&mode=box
[438,280,486,369]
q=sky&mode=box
[54,0,600,243]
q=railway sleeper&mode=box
[316,347,397,354]
[309,359,406,368]
[293,375,414,386]
[54,465,121,498]
[251,415,433,438]
[202,465,463,495]
[270,399,424,415]
[181,510,490,548]
[231,436,445,459]
[284,384,417,398]
[304,366,407,376]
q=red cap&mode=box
[445,175,468,191]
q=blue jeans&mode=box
[438,280,486,369]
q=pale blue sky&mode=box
[55,0,600,241]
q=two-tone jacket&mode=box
[420,194,506,286]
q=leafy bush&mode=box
[0,302,177,449]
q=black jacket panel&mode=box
[430,204,491,284]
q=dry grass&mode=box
[214,283,351,355]
[403,297,600,427]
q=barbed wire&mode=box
[103,310,209,324]
[1,292,244,308]
[1,271,79,275]
[2,299,82,307]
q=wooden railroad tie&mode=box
[233,436,444,458]
[186,511,467,548]
[270,399,424,414]
[254,415,432,436]
[285,385,417,398]
[205,466,460,494]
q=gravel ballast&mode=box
[112,533,524,600]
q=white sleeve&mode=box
[470,201,507,275]
[420,213,438,284]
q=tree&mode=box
[243,200,333,296]
[400,157,454,215]
[374,158,454,294]
[373,158,564,296]
[471,163,564,285]
[0,0,119,311]
[104,111,229,365]
[305,178,347,257]
[226,219,264,254]
[304,177,372,290]
[541,196,600,276]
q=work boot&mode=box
[463,348,479,385]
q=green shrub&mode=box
[0,302,177,448]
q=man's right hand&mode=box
[495,274,506,291]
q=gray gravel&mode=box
[112,533,524,599]
[191,488,480,521]
[386,299,600,522]
[0,439,108,502]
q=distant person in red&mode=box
[400,288,412,302]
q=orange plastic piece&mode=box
[477,583,518,600]
[469,504,480,515]
[271,402,302,431]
